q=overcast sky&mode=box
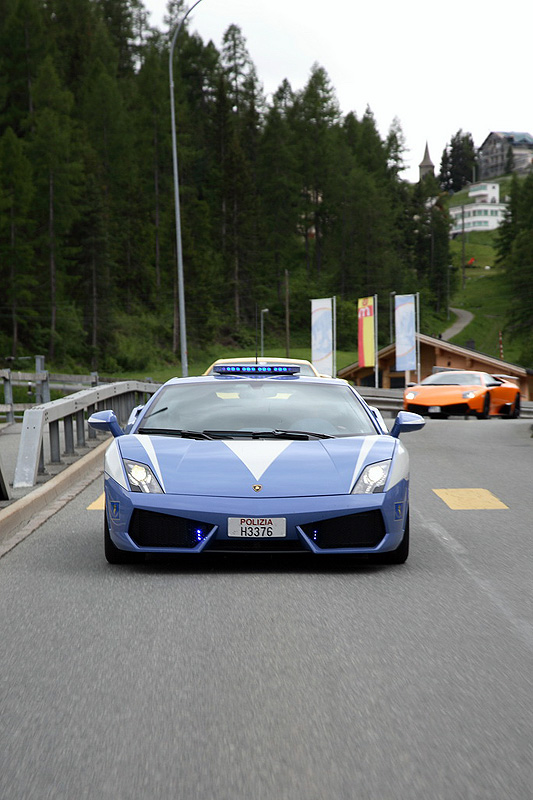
[145,0,531,183]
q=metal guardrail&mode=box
[356,387,404,416]
[0,367,125,422]
[13,381,160,489]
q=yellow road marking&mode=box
[88,492,105,511]
[433,488,508,510]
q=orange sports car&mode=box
[403,370,521,419]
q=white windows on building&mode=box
[449,182,507,237]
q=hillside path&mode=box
[441,307,474,341]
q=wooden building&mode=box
[338,333,533,400]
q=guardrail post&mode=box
[4,370,14,424]
[0,446,11,500]
[76,410,86,447]
[38,442,45,474]
[87,404,96,439]
[49,420,61,463]
[42,373,50,404]
[35,356,50,406]
[63,414,75,455]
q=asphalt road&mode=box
[1,419,532,800]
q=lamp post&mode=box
[169,0,204,376]
[389,291,396,344]
[260,308,269,356]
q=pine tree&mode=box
[29,56,82,360]
[0,127,34,355]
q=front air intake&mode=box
[300,511,385,549]
[129,510,212,548]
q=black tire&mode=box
[104,515,144,565]
[511,394,521,419]
[476,392,490,419]
[377,514,409,565]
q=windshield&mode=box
[137,380,377,438]
[421,372,482,386]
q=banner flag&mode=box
[311,298,333,376]
[395,294,416,371]
[357,297,375,367]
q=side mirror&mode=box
[88,409,124,437]
[390,410,425,438]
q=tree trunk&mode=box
[91,256,98,369]
[10,208,18,357]
[48,170,56,361]
[153,120,160,290]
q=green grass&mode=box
[449,230,497,271]
[444,267,521,362]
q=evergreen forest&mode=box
[0,0,531,373]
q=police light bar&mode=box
[213,364,301,375]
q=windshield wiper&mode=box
[143,407,168,419]
[202,429,334,440]
[272,429,334,439]
[139,428,215,439]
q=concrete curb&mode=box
[0,440,108,542]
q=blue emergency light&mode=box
[213,364,301,375]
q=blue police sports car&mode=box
[88,365,424,565]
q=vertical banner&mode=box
[395,294,416,371]
[311,298,333,376]
[357,296,375,367]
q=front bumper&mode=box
[103,475,409,556]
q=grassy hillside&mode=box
[445,230,526,365]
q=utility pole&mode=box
[461,205,466,289]
[285,270,290,356]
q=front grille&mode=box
[129,510,212,548]
[207,538,308,553]
[300,511,385,549]
[407,402,470,416]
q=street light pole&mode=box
[260,308,269,357]
[169,0,204,377]
[389,291,396,344]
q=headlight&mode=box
[405,391,418,400]
[352,460,391,494]
[124,459,163,493]
[462,391,476,399]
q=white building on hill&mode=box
[449,182,507,237]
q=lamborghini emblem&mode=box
[252,484,262,493]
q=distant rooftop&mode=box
[494,132,533,145]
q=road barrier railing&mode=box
[0,365,134,423]
[12,380,160,489]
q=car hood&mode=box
[107,434,399,497]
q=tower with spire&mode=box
[419,143,434,181]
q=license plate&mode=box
[428,406,440,413]
[228,517,286,538]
